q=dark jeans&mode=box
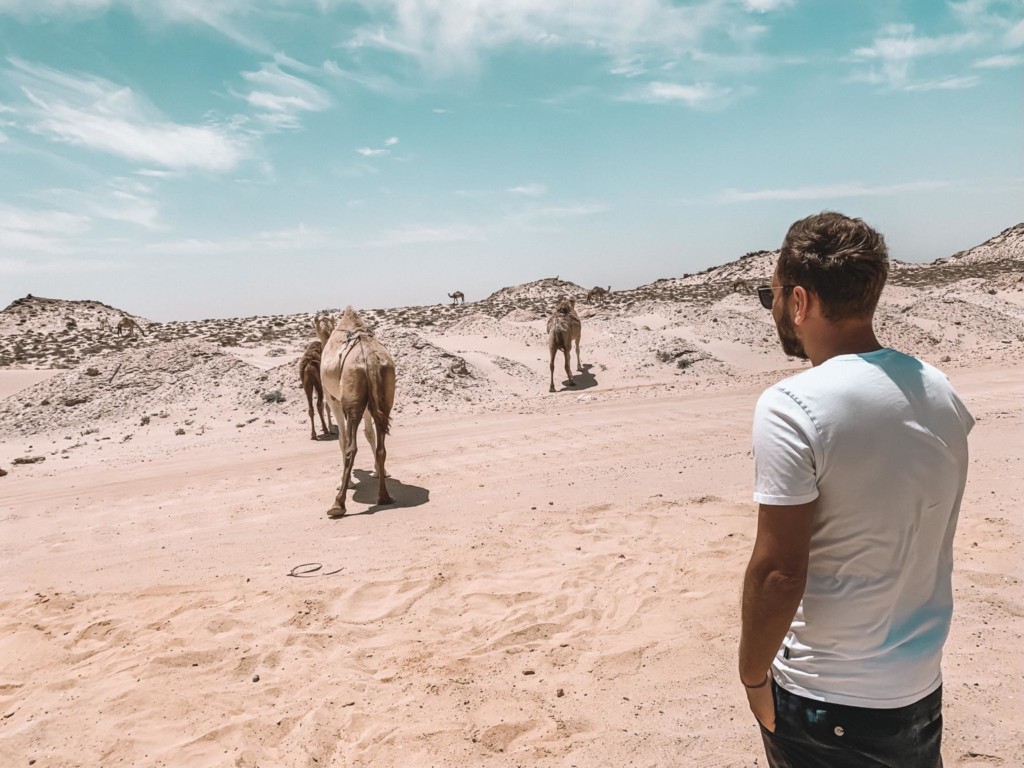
[759,681,943,768]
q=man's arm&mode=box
[739,501,815,729]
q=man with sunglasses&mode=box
[738,212,974,766]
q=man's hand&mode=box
[745,678,775,732]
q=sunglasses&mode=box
[755,284,796,310]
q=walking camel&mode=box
[298,340,334,440]
[314,308,396,517]
[586,285,611,303]
[116,316,145,337]
[547,297,582,393]
[448,291,465,305]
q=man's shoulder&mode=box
[761,364,831,400]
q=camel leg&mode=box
[575,337,583,372]
[305,383,317,440]
[325,396,348,517]
[363,411,390,477]
[374,419,393,505]
[564,347,575,387]
[549,344,557,392]
[316,389,330,436]
[330,405,363,518]
[363,410,376,454]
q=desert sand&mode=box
[1,225,1022,767]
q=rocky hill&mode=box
[2,223,1021,437]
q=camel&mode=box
[314,308,396,517]
[586,285,611,303]
[448,291,465,305]
[298,340,335,440]
[116,316,145,337]
[547,297,582,393]
[97,315,111,333]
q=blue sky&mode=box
[1,1,1022,320]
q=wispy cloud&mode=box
[719,180,952,203]
[620,81,732,108]
[507,183,547,197]
[0,256,119,275]
[6,57,247,172]
[0,0,271,53]
[1008,19,1024,47]
[135,168,181,178]
[357,136,400,157]
[0,203,89,254]
[537,203,609,218]
[849,2,1024,91]
[34,179,162,229]
[142,224,336,257]
[323,60,413,97]
[742,0,795,14]
[367,224,485,247]
[0,178,161,263]
[849,24,983,89]
[341,1,757,80]
[973,53,1024,68]
[238,57,332,130]
[904,75,980,91]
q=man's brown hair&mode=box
[778,212,889,320]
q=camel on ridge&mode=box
[586,285,611,303]
[547,297,582,393]
[298,340,334,440]
[116,316,145,337]
[448,291,465,305]
[314,308,396,517]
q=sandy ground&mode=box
[1,225,1022,766]
[0,370,58,400]
[0,359,1020,768]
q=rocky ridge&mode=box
[2,223,1022,438]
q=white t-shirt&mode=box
[753,348,974,708]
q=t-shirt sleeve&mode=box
[752,386,820,506]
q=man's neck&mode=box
[805,320,882,366]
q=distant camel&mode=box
[116,316,145,337]
[448,291,465,305]
[298,340,334,440]
[586,285,611,303]
[547,297,582,393]
[314,308,396,517]
[97,315,111,333]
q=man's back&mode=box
[753,348,974,707]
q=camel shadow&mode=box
[342,468,430,516]
[313,430,339,442]
[559,363,598,392]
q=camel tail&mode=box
[364,359,393,436]
[300,359,322,395]
[548,315,573,353]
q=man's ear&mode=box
[791,285,810,324]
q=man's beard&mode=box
[776,305,808,360]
